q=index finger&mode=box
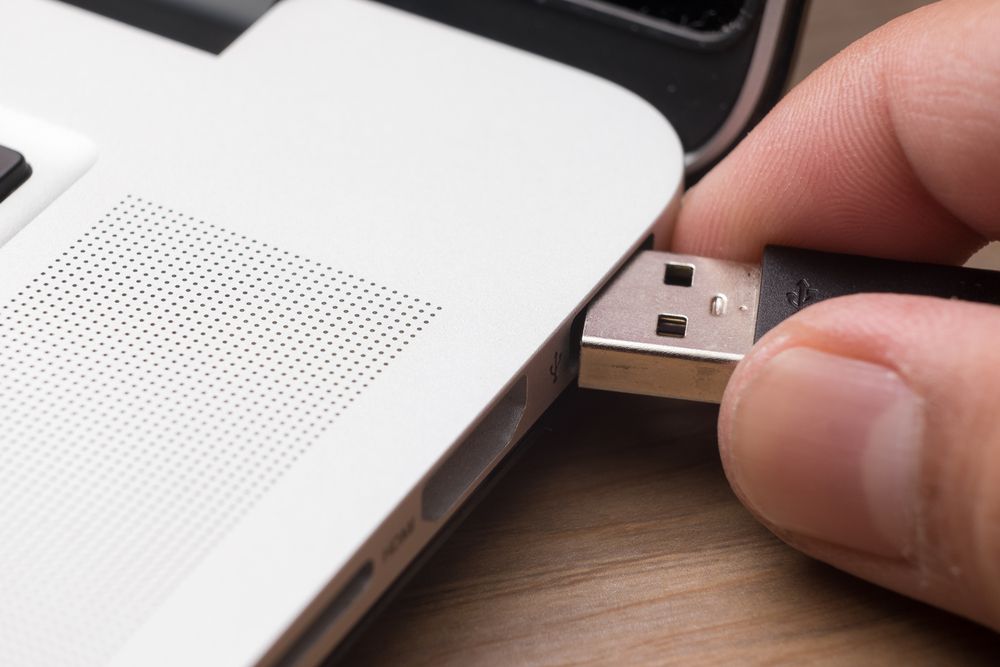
[672,0,1000,264]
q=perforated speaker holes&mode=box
[0,196,439,667]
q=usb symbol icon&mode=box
[549,351,562,384]
[787,278,818,309]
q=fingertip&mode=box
[718,295,1000,630]
[723,346,922,558]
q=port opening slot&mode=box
[421,376,527,521]
[273,560,374,667]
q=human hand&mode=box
[671,0,1000,629]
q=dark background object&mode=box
[0,145,31,204]
[574,0,748,31]
[56,0,276,53]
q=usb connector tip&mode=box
[581,244,1000,402]
[579,250,760,403]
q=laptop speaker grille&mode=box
[0,196,437,666]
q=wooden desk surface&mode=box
[344,2,1000,664]
[344,392,999,665]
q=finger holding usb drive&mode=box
[662,0,1000,633]
[720,293,1000,632]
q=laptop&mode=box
[0,1,804,665]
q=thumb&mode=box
[720,293,1000,629]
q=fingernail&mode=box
[728,348,923,557]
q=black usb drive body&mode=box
[579,246,1000,403]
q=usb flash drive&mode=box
[579,246,1000,403]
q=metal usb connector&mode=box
[579,246,1000,404]
[579,250,760,403]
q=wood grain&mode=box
[342,2,1000,664]
[343,392,999,665]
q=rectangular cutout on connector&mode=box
[664,262,695,286]
[656,313,687,337]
